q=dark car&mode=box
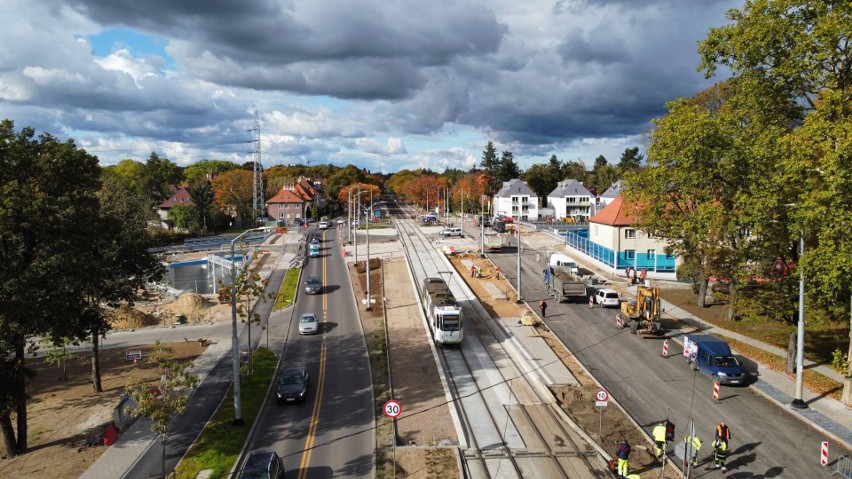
[276,366,310,404]
[237,450,284,479]
[305,275,322,295]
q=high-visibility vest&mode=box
[686,435,701,452]
[716,424,730,441]
[653,424,666,442]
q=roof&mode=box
[588,195,635,226]
[600,180,625,198]
[548,179,591,198]
[158,186,193,209]
[266,189,305,205]
[494,179,536,198]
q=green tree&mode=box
[126,342,198,479]
[43,336,77,382]
[183,159,240,185]
[169,204,198,233]
[521,164,552,205]
[617,147,644,172]
[0,119,102,455]
[495,150,521,184]
[189,180,216,235]
[143,152,182,205]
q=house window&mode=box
[625,229,636,239]
[647,249,655,259]
[625,250,635,260]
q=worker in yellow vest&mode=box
[685,434,702,466]
[652,421,667,458]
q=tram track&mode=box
[388,201,607,479]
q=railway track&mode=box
[387,201,608,479]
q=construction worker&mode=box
[715,421,731,445]
[684,434,702,466]
[652,421,667,458]
[711,438,729,472]
[614,439,631,478]
[539,299,548,318]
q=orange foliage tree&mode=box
[212,169,254,224]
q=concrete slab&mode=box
[498,318,580,388]
[482,282,508,301]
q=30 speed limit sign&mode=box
[383,399,402,419]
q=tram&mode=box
[421,277,463,346]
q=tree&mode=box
[521,164,553,205]
[183,159,240,185]
[339,183,382,212]
[43,336,77,382]
[126,342,198,479]
[617,147,644,172]
[480,141,498,171]
[212,169,254,225]
[169,204,198,233]
[495,150,521,184]
[0,119,102,455]
[143,153,182,205]
[189,180,216,235]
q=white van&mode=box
[549,253,579,273]
[439,227,462,237]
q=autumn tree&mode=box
[183,159,240,185]
[212,169,254,225]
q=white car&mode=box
[439,227,462,237]
[299,313,319,335]
[594,289,621,308]
[318,221,329,229]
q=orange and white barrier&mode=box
[821,441,828,466]
[663,339,669,357]
[713,381,720,401]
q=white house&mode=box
[547,179,593,220]
[492,179,539,222]
[596,180,625,213]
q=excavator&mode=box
[616,286,664,336]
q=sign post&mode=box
[384,400,402,478]
[594,389,609,437]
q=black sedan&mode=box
[304,275,322,295]
[276,366,310,404]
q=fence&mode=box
[833,455,852,478]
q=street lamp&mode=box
[792,229,807,409]
[359,192,385,312]
[515,221,523,304]
[229,226,269,425]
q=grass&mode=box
[274,268,301,310]
[174,347,278,479]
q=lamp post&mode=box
[792,230,807,409]
[359,192,384,312]
[229,226,268,426]
[515,221,523,304]
[480,194,486,257]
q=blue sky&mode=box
[0,0,740,173]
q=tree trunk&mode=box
[14,338,27,453]
[697,277,708,309]
[0,413,17,457]
[842,300,852,406]
[786,332,796,375]
[726,282,738,321]
[91,332,102,393]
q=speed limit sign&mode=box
[383,399,402,419]
[595,389,609,402]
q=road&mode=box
[244,227,374,479]
[470,221,848,477]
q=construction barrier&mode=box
[821,441,828,466]
[615,315,623,329]
[663,339,669,357]
[589,295,594,308]
[713,381,720,401]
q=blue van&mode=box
[683,335,746,385]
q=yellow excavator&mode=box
[617,286,664,335]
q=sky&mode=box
[0,0,740,173]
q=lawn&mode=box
[274,268,301,310]
[174,347,278,479]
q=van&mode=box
[493,221,506,233]
[440,227,462,237]
[683,335,746,385]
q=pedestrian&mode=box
[685,434,702,466]
[715,421,731,445]
[471,264,476,277]
[539,299,548,317]
[640,268,647,284]
[652,421,667,458]
[711,438,728,472]
[615,439,631,478]
[495,266,501,280]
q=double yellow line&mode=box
[298,230,329,477]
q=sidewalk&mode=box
[527,231,852,451]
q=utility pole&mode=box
[515,222,523,304]
[251,111,265,224]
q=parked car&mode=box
[304,275,322,295]
[439,227,462,237]
[276,366,310,404]
[299,312,319,334]
[237,450,285,478]
[318,221,329,229]
[594,288,620,308]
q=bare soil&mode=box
[0,341,207,479]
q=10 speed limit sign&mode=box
[383,399,402,419]
[595,389,609,407]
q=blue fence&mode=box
[562,230,676,273]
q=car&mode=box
[318,221,329,229]
[276,366,310,404]
[237,450,285,478]
[299,312,319,334]
[304,275,322,295]
[337,218,346,225]
[439,227,462,237]
[594,288,621,308]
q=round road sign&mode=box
[383,399,402,419]
[595,389,609,402]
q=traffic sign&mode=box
[595,389,609,402]
[383,399,402,419]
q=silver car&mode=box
[299,312,319,335]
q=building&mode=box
[157,186,193,230]
[597,180,625,212]
[492,179,539,222]
[565,195,678,279]
[547,179,593,221]
[265,188,306,224]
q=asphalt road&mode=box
[475,223,848,477]
[245,227,374,479]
